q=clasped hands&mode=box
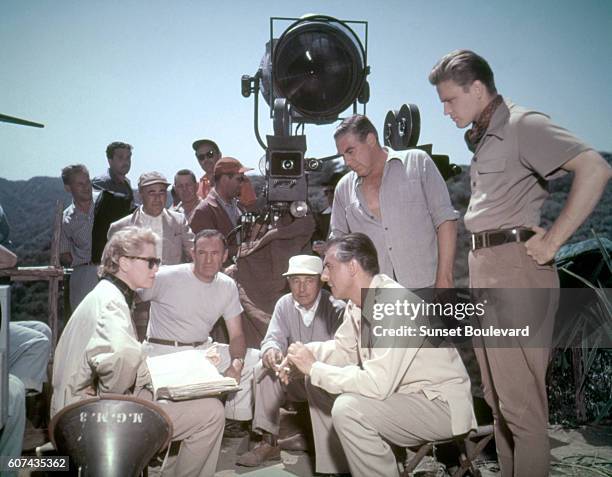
[262,342,316,385]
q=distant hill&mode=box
[0,152,610,318]
[0,176,71,265]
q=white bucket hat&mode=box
[282,255,323,276]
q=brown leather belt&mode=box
[146,337,207,347]
[471,228,535,251]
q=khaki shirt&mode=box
[464,100,591,233]
[307,274,477,436]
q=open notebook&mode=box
[146,349,241,401]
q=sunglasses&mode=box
[196,150,217,161]
[125,256,162,269]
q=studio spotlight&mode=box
[270,15,368,124]
[241,14,368,214]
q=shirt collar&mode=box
[293,290,322,314]
[482,98,511,141]
[102,274,135,308]
[107,168,129,185]
[140,206,164,220]
[71,200,94,216]
[353,147,402,187]
[212,189,237,208]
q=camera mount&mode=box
[383,104,461,181]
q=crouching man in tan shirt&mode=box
[280,233,477,477]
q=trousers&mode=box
[9,320,51,392]
[137,388,225,477]
[470,241,559,477]
[306,380,453,476]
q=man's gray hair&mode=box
[327,232,379,276]
[193,229,227,250]
[333,114,379,143]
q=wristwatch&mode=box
[232,357,245,367]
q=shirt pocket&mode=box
[474,157,508,195]
[397,179,425,204]
[475,157,507,174]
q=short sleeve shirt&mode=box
[60,200,95,266]
[464,101,592,233]
[139,264,243,342]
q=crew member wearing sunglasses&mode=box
[52,226,226,476]
[192,138,257,210]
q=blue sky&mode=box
[1,0,611,181]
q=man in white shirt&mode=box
[139,229,258,428]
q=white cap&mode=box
[282,255,323,276]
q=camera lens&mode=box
[282,159,295,170]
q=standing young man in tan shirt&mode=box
[429,49,611,477]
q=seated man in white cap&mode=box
[237,255,345,467]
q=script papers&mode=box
[146,349,240,401]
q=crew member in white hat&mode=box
[237,254,345,467]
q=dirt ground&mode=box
[18,423,612,476]
[179,424,612,476]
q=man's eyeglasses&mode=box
[196,150,217,161]
[125,256,161,269]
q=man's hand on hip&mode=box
[525,226,559,265]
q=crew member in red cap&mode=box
[192,139,257,209]
[190,158,253,265]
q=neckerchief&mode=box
[465,95,503,152]
[102,274,135,309]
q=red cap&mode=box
[214,157,253,176]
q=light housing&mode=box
[261,15,369,125]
